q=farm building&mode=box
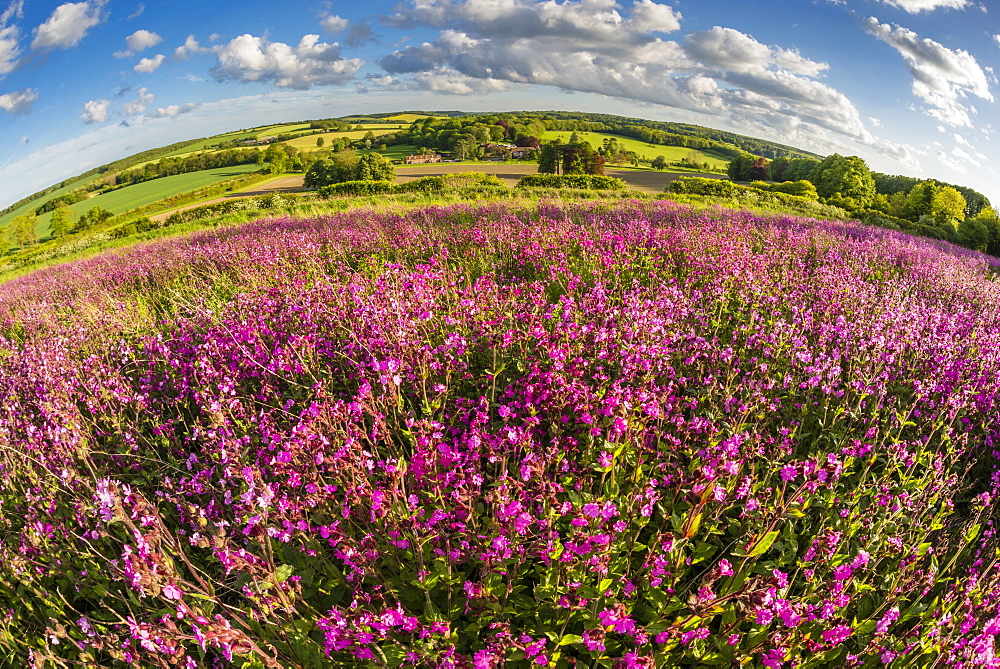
[404,154,443,164]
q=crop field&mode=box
[540,130,730,167]
[0,174,93,227]
[384,112,442,122]
[53,163,261,220]
[281,127,400,151]
[0,199,998,666]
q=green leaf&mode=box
[559,634,582,646]
[274,564,295,583]
[749,530,779,557]
[855,620,877,635]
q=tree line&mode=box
[725,151,997,254]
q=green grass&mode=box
[0,175,95,228]
[282,128,400,152]
[51,164,262,220]
[539,131,730,168]
[384,113,442,122]
[377,144,420,162]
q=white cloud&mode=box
[125,28,160,52]
[628,0,681,33]
[210,33,363,89]
[878,0,969,11]
[30,1,104,51]
[379,2,870,152]
[146,102,198,119]
[683,26,771,72]
[863,18,992,127]
[79,98,109,124]
[134,53,164,73]
[405,69,516,94]
[0,1,23,72]
[0,86,34,113]
[0,24,20,73]
[174,34,205,60]
[127,3,144,20]
[869,116,883,127]
[320,14,350,35]
[123,86,153,115]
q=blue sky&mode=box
[0,0,997,208]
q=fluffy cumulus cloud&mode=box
[173,34,206,60]
[115,28,161,57]
[79,98,109,124]
[30,0,105,51]
[0,0,23,74]
[863,18,992,127]
[878,0,969,12]
[123,86,154,115]
[147,102,197,119]
[320,14,350,35]
[126,28,160,52]
[0,86,35,113]
[376,0,889,153]
[134,53,164,73]
[210,33,362,89]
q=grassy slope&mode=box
[46,164,261,222]
[0,175,93,228]
[540,130,730,167]
[282,127,400,152]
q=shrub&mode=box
[316,180,396,197]
[517,174,626,190]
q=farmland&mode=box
[540,130,730,167]
[0,198,998,666]
[53,163,261,217]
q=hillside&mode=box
[0,199,997,665]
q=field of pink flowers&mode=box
[0,200,998,667]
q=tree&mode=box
[355,153,395,181]
[930,186,966,229]
[562,142,604,176]
[726,153,755,181]
[304,158,334,189]
[50,204,73,238]
[808,154,875,208]
[316,136,325,147]
[72,206,113,234]
[902,181,937,221]
[750,157,769,181]
[538,142,563,174]
[9,213,36,249]
[784,158,820,182]
[768,157,791,182]
[262,143,290,174]
[651,156,667,170]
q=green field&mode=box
[384,113,441,123]
[41,164,261,225]
[0,175,95,228]
[283,127,400,152]
[539,131,730,168]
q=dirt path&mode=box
[150,165,720,221]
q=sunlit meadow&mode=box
[0,200,998,667]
